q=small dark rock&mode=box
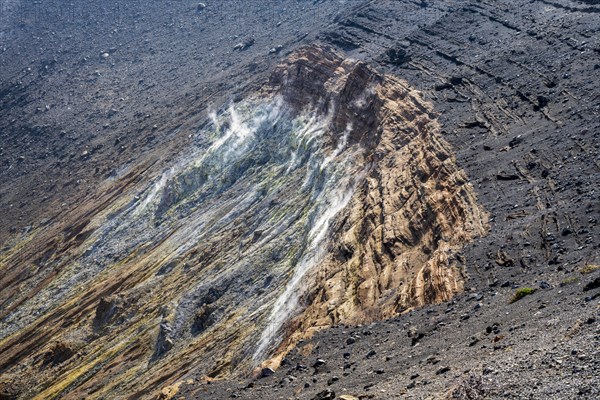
[409,329,425,346]
[583,277,600,292]
[496,172,519,181]
[538,281,552,290]
[509,136,523,148]
[482,366,495,375]
[426,356,440,365]
[311,389,335,400]
[435,82,453,91]
[296,363,308,371]
[259,367,275,378]
[535,95,549,110]
[233,37,255,51]
[385,47,411,66]
[486,324,501,335]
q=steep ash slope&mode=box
[1,0,599,399]
[0,45,485,399]
[0,0,363,244]
[184,0,600,398]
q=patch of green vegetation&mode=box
[580,264,600,275]
[560,276,579,286]
[509,287,536,304]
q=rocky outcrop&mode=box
[0,46,486,399]
[258,47,487,364]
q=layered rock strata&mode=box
[0,46,486,399]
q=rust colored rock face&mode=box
[0,46,486,399]
[258,47,488,365]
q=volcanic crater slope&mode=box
[0,46,485,399]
